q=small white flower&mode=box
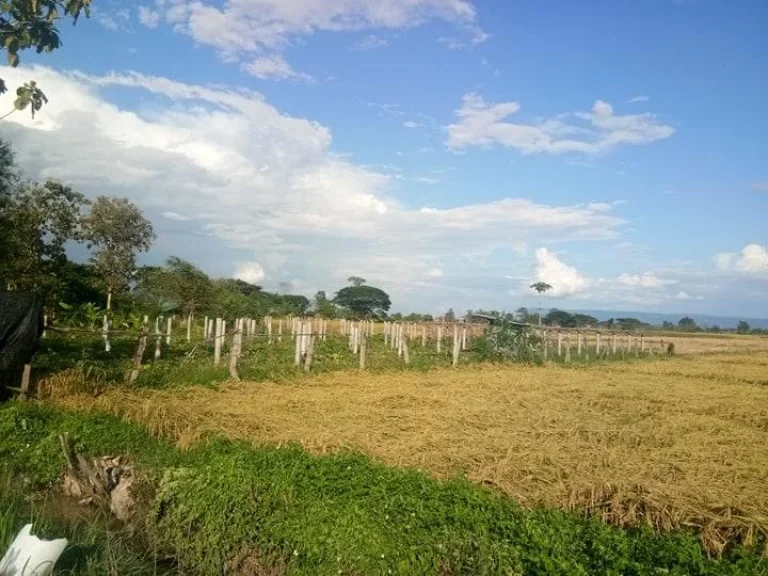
[293,550,299,556]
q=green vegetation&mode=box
[1,402,765,575]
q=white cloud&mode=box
[617,272,676,288]
[235,262,266,284]
[425,268,444,279]
[403,121,420,129]
[0,65,625,303]
[531,248,591,296]
[98,15,119,30]
[161,211,191,222]
[351,35,388,51]
[138,6,161,28]
[242,56,314,82]
[155,0,484,79]
[715,244,768,274]
[627,95,649,103]
[446,93,675,155]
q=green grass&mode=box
[0,475,174,575]
[32,332,662,395]
[1,402,765,575]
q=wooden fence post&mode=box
[437,325,443,353]
[557,331,563,357]
[128,316,149,384]
[20,363,31,400]
[166,317,172,345]
[214,318,223,367]
[565,334,572,364]
[462,326,467,350]
[577,332,582,357]
[402,333,410,365]
[542,330,548,362]
[640,334,645,355]
[421,325,426,347]
[294,326,302,367]
[596,332,601,355]
[186,313,192,342]
[612,333,617,355]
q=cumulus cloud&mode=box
[617,272,676,288]
[152,0,484,79]
[715,244,768,274]
[0,65,626,304]
[446,94,675,155]
[627,95,649,103]
[424,268,444,279]
[532,248,591,296]
[138,6,161,28]
[236,262,266,284]
[242,56,314,82]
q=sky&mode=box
[1,0,767,318]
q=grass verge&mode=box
[1,401,766,575]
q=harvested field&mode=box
[57,352,768,554]
[655,333,768,355]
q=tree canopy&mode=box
[0,0,92,116]
[333,284,391,318]
[83,196,155,309]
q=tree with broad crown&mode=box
[0,0,93,118]
[83,196,155,310]
[347,276,366,287]
[333,284,391,318]
[529,282,553,326]
[736,320,751,334]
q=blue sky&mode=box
[1,0,766,317]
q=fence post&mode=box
[359,332,367,370]
[214,318,223,367]
[557,331,563,357]
[565,334,572,364]
[402,333,410,365]
[577,332,582,357]
[19,363,31,400]
[452,324,460,367]
[421,325,426,347]
[186,313,192,342]
[611,333,617,355]
[304,335,315,372]
[154,319,162,360]
[228,319,242,381]
[640,334,645,355]
[542,330,548,362]
[166,317,172,345]
[437,325,443,353]
[596,332,601,355]
[462,326,467,351]
[128,316,149,384]
[102,314,111,353]
[203,316,209,339]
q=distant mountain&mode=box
[567,309,768,330]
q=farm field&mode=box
[54,350,768,556]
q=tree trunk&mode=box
[106,290,112,311]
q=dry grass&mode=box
[56,353,768,554]
[652,333,768,355]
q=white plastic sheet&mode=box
[0,524,67,576]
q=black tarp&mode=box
[0,292,44,371]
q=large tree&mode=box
[0,178,86,291]
[83,196,155,310]
[0,0,92,117]
[333,283,391,318]
[314,290,337,318]
[530,282,553,326]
